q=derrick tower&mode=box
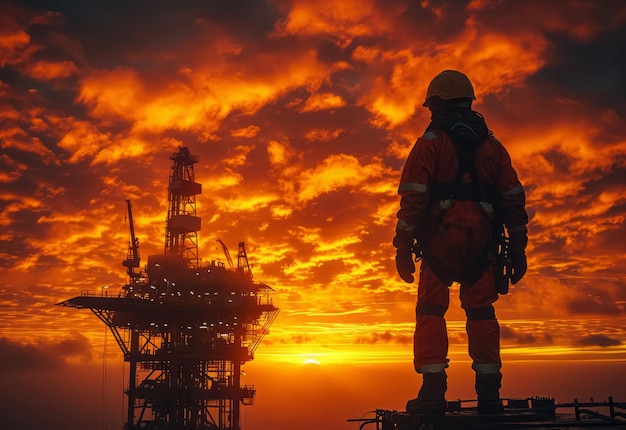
[165,147,201,267]
[58,147,279,430]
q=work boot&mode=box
[476,372,504,414]
[406,371,447,414]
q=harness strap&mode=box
[429,135,498,204]
[429,182,498,204]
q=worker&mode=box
[393,70,528,415]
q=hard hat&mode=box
[423,70,476,107]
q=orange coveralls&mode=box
[397,129,527,375]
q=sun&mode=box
[303,358,321,365]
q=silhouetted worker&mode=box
[393,70,528,415]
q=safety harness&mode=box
[417,121,503,288]
[429,123,499,206]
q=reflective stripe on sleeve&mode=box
[396,219,415,233]
[502,184,524,199]
[423,131,437,140]
[398,182,427,193]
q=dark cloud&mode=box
[311,259,346,285]
[500,325,549,345]
[532,30,626,113]
[566,296,623,316]
[51,333,92,357]
[575,334,622,348]
[354,330,412,344]
[581,166,626,197]
[540,148,574,176]
[531,234,568,256]
[288,333,314,344]
[0,333,92,369]
[591,219,626,256]
[11,0,280,66]
[196,0,281,37]
[391,0,471,43]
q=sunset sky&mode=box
[1,0,626,429]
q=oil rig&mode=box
[58,147,279,430]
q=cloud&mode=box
[530,30,626,112]
[24,60,78,80]
[298,92,346,112]
[267,140,295,167]
[355,330,412,345]
[575,335,622,348]
[0,0,625,372]
[0,334,92,369]
[272,0,384,48]
[500,325,550,345]
[231,125,261,138]
[566,295,623,316]
[293,153,386,203]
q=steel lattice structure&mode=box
[58,147,278,430]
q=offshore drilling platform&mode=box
[58,147,279,430]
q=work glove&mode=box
[396,247,415,283]
[393,234,415,283]
[509,231,528,285]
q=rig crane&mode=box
[217,239,235,270]
[122,199,140,277]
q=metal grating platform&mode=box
[349,397,626,430]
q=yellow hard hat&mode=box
[423,70,476,107]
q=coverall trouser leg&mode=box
[413,264,501,374]
[413,264,450,374]
[460,267,501,374]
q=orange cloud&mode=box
[304,128,344,142]
[24,60,78,80]
[56,120,113,163]
[362,25,547,127]
[267,140,295,167]
[0,124,58,163]
[272,0,383,48]
[291,153,385,203]
[0,29,31,67]
[231,125,261,138]
[78,67,142,121]
[0,154,25,183]
[77,48,333,137]
[298,92,346,112]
